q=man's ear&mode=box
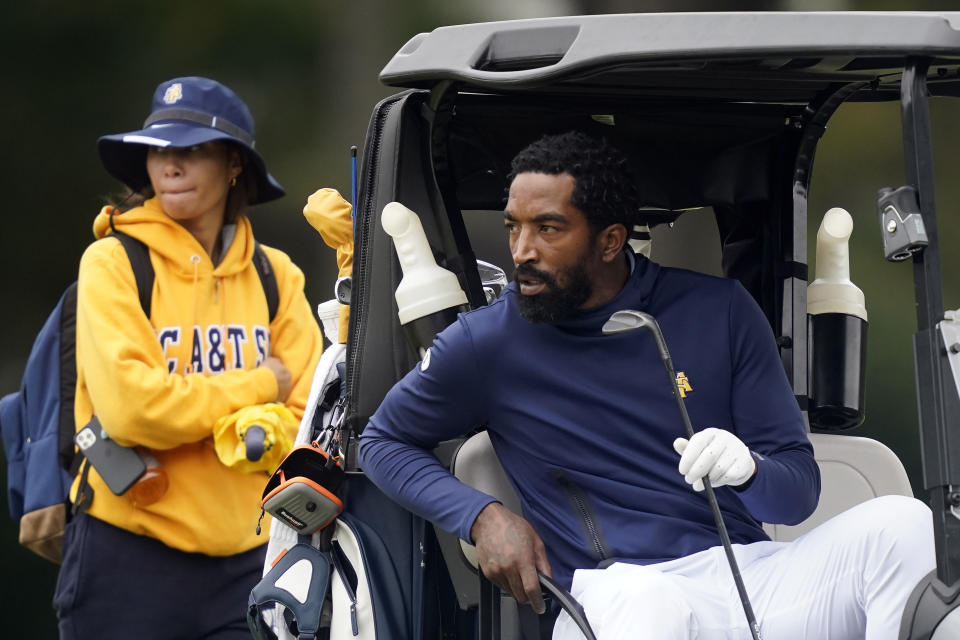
[598,223,628,262]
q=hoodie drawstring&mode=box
[185,254,202,374]
[218,277,231,371]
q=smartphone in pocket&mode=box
[75,416,146,495]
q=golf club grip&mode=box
[667,366,761,637]
[537,572,598,640]
[702,478,763,640]
[665,364,763,638]
[645,318,695,439]
[244,425,266,462]
[665,364,696,439]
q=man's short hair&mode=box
[508,131,639,234]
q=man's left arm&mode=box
[358,319,501,541]
[684,281,820,525]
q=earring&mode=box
[230,176,237,187]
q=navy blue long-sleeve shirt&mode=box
[359,255,819,589]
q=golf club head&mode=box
[601,309,657,335]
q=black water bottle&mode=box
[807,207,868,430]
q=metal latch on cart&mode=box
[938,311,960,521]
[941,309,960,396]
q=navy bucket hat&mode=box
[98,76,285,204]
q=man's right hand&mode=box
[470,502,553,614]
[259,356,292,402]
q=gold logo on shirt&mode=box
[676,371,693,398]
[163,83,183,105]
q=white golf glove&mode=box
[673,428,756,492]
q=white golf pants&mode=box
[553,495,935,640]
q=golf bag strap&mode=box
[247,542,332,640]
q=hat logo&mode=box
[163,83,183,105]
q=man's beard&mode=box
[514,258,593,323]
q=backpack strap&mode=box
[59,283,81,474]
[110,232,276,323]
[111,232,155,319]
[65,232,153,487]
[71,458,94,516]
[252,241,279,322]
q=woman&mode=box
[54,76,324,639]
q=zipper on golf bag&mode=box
[343,94,400,455]
[331,539,360,636]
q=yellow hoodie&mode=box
[72,198,323,556]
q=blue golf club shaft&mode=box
[350,145,358,233]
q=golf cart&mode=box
[260,11,960,639]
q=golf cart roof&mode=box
[381,12,960,102]
[355,11,959,433]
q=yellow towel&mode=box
[303,188,354,344]
[213,403,297,474]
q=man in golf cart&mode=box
[358,131,934,639]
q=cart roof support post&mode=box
[901,59,960,587]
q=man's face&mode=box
[505,172,599,323]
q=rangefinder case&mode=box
[260,443,345,535]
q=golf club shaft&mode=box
[648,327,764,640]
[350,145,358,238]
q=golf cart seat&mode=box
[443,429,913,638]
[764,432,914,541]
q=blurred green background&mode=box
[2,0,958,636]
